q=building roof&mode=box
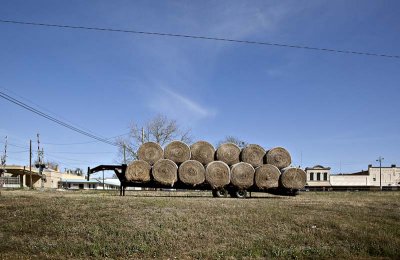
[305,165,331,170]
[60,178,100,184]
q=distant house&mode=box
[60,178,120,190]
[304,165,331,190]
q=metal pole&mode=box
[29,140,32,189]
[103,170,105,190]
[376,156,384,191]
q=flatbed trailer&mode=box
[88,164,299,198]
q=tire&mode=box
[230,189,247,199]
[212,189,228,198]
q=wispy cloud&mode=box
[147,86,216,124]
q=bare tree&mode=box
[116,114,192,163]
[217,136,248,149]
[44,160,59,171]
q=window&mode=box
[323,172,328,181]
[310,172,314,181]
[317,172,321,181]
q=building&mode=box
[304,165,331,190]
[59,178,120,190]
[306,164,400,190]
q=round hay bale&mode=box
[178,160,205,186]
[255,164,280,189]
[280,167,307,190]
[240,144,266,167]
[266,147,292,169]
[216,143,241,166]
[125,160,151,182]
[205,161,230,189]
[152,159,178,186]
[230,162,255,189]
[164,140,191,164]
[137,142,163,165]
[190,141,215,165]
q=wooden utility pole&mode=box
[123,144,126,164]
[29,139,32,189]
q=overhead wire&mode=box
[0,19,398,59]
[0,90,119,147]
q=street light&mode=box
[376,156,384,191]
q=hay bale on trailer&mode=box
[178,160,205,186]
[125,160,151,182]
[230,162,255,189]
[266,147,291,169]
[255,164,280,189]
[240,144,266,167]
[216,143,241,166]
[190,141,215,165]
[205,161,230,189]
[164,141,191,164]
[138,142,163,165]
[152,159,178,186]
[280,167,307,190]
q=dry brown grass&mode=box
[0,189,399,259]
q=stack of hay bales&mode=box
[125,140,306,191]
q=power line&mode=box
[0,19,399,59]
[42,132,130,146]
[0,87,102,137]
[0,91,118,147]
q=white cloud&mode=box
[148,86,216,123]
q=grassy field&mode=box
[0,189,399,259]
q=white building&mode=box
[304,165,331,190]
[330,164,400,189]
[60,178,120,190]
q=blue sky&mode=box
[0,0,399,177]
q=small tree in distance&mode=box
[116,114,192,164]
[217,136,248,149]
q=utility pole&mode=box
[123,144,126,164]
[376,156,384,191]
[102,170,105,190]
[29,139,32,189]
[1,136,7,177]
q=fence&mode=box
[0,177,20,188]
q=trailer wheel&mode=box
[230,189,247,199]
[212,189,228,198]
